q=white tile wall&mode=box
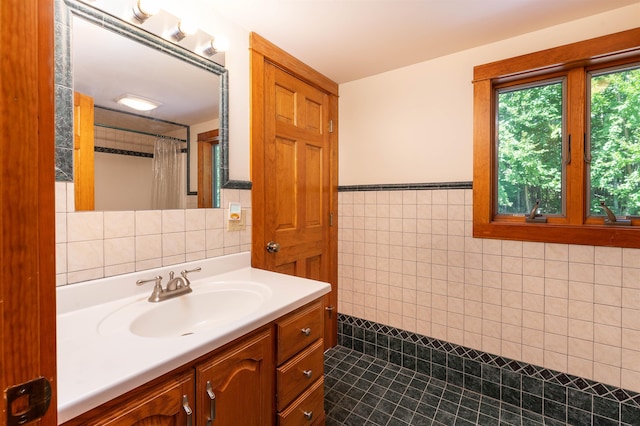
[338,188,640,393]
[55,182,251,285]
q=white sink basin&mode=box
[97,281,272,338]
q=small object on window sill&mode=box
[525,199,547,223]
[600,201,631,226]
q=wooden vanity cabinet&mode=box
[275,299,326,425]
[61,370,195,426]
[61,327,273,426]
[62,298,325,426]
[195,327,273,426]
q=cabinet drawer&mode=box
[276,300,324,364]
[277,338,324,410]
[277,377,324,426]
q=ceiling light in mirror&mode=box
[115,94,162,111]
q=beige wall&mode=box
[338,4,640,185]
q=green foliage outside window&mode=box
[589,66,640,217]
[496,82,564,215]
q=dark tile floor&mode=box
[324,346,564,426]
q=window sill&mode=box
[473,220,640,248]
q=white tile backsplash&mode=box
[55,183,251,285]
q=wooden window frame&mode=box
[473,27,640,248]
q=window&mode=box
[588,65,640,217]
[473,28,640,248]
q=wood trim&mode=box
[474,27,640,82]
[326,93,339,347]
[1,0,57,424]
[250,45,267,269]
[197,129,219,208]
[73,92,95,211]
[249,32,339,97]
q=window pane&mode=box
[589,65,640,217]
[496,81,564,215]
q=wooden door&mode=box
[250,33,339,348]
[195,328,274,426]
[0,0,57,424]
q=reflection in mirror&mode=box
[92,106,189,210]
[58,0,230,210]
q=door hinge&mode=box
[329,119,334,133]
[6,377,52,426]
[329,212,334,226]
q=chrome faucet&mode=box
[136,267,202,302]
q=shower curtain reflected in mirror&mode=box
[151,137,184,210]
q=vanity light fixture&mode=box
[132,0,160,24]
[199,36,229,57]
[115,94,161,111]
[200,40,218,57]
[169,20,198,42]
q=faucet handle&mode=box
[136,275,163,287]
[180,267,202,285]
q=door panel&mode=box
[265,65,331,281]
[250,33,339,348]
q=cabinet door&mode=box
[64,371,195,426]
[196,328,274,426]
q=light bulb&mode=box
[132,0,160,23]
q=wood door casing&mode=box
[74,91,96,211]
[1,0,57,424]
[197,129,219,208]
[250,33,339,348]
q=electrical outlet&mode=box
[227,210,246,231]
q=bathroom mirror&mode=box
[56,0,232,210]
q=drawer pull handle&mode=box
[303,410,313,421]
[302,369,313,379]
[182,395,193,426]
[301,327,311,336]
[206,381,216,425]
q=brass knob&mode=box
[266,241,280,253]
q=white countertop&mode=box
[56,252,331,424]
